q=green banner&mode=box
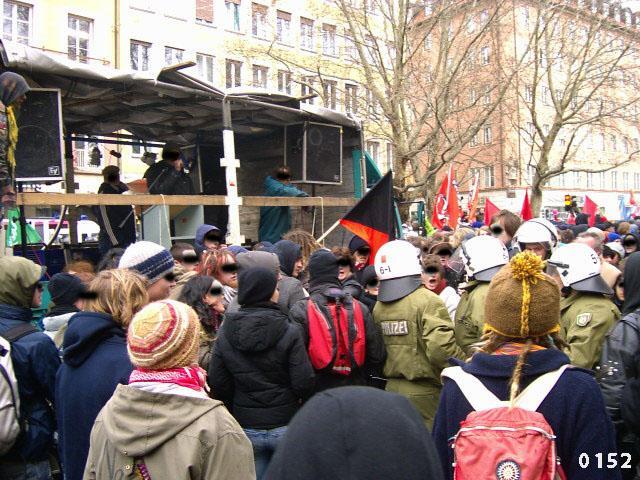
[5,208,42,247]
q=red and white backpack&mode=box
[441,365,570,480]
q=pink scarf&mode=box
[129,366,208,393]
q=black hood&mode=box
[62,312,125,367]
[264,386,443,480]
[273,240,301,277]
[623,252,640,315]
[225,304,288,352]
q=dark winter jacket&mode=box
[360,292,377,313]
[209,302,315,429]
[55,312,133,480]
[288,282,386,393]
[342,275,363,300]
[264,386,444,480]
[272,240,307,313]
[143,159,194,196]
[0,304,59,462]
[598,251,640,448]
[433,349,620,480]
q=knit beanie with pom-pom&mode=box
[484,251,560,338]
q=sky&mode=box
[622,1,640,10]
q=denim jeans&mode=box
[243,426,287,480]
[0,460,51,480]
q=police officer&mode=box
[512,217,559,259]
[548,242,620,369]
[454,235,509,355]
[373,240,463,427]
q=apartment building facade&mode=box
[2,0,393,198]
[420,0,640,216]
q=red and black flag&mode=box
[339,171,395,263]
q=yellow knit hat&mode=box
[127,300,200,370]
[484,251,560,338]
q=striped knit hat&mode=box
[127,300,200,370]
[118,241,174,284]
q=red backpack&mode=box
[441,365,570,480]
[306,296,366,376]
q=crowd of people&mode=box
[0,208,639,480]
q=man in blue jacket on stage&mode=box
[259,166,308,243]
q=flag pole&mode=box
[316,219,341,244]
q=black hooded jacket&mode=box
[208,302,315,429]
[288,282,386,393]
[264,386,444,480]
[599,252,640,438]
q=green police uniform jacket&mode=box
[373,287,464,385]
[560,291,620,369]
[454,281,490,356]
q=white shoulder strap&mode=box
[441,366,506,411]
[512,364,572,411]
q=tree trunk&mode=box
[531,178,544,218]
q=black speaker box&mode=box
[14,89,65,183]
[285,122,342,184]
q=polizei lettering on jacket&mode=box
[381,321,409,336]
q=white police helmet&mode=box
[548,243,612,295]
[459,235,509,282]
[513,218,558,258]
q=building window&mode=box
[252,65,268,88]
[195,0,214,24]
[586,172,593,188]
[480,9,489,24]
[323,80,337,109]
[276,11,291,44]
[196,53,215,83]
[164,46,183,66]
[482,166,495,187]
[131,143,141,156]
[277,70,292,94]
[611,135,617,152]
[524,84,532,102]
[611,171,618,189]
[366,88,379,116]
[3,1,31,45]
[483,124,492,144]
[468,89,477,106]
[469,131,479,147]
[300,17,314,50]
[68,15,92,63]
[623,172,630,190]
[481,46,490,64]
[225,0,241,32]
[483,86,491,105]
[541,86,549,105]
[600,133,606,151]
[520,6,529,26]
[301,76,315,104]
[226,59,242,88]
[322,24,337,56]
[252,3,267,38]
[598,172,605,189]
[623,137,629,154]
[466,16,476,33]
[386,143,393,172]
[366,140,380,163]
[634,173,640,190]
[130,40,150,71]
[345,84,358,114]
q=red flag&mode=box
[431,172,449,229]
[630,190,636,206]
[339,171,395,263]
[468,171,480,222]
[447,168,460,229]
[484,198,500,225]
[520,190,533,221]
[583,195,598,227]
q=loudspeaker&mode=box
[14,89,65,183]
[285,122,342,184]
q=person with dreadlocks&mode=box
[433,252,620,480]
[0,72,30,209]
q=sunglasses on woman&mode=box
[221,263,238,273]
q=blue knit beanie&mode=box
[118,241,174,284]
